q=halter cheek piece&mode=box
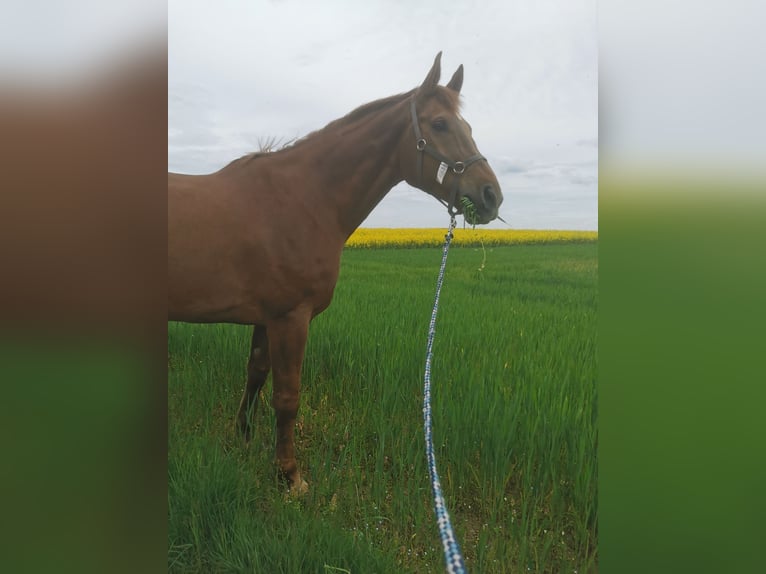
[410,98,487,216]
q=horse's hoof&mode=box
[288,478,309,496]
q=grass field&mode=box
[168,239,598,573]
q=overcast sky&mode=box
[169,0,597,230]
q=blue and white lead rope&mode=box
[423,215,467,574]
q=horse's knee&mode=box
[271,390,299,415]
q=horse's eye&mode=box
[431,118,448,132]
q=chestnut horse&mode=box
[168,52,503,492]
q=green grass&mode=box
[168,243,598,573]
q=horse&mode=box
[168,52,503,493]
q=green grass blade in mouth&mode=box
[460,197,480,227]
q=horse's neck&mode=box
[281,104,410,238]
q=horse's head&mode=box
[402,52,503,224]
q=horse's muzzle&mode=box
[482,184,500,212]
[462,182,503,223]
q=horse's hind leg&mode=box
[236,324,270,441]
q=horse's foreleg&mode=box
[267,309,311,494]
[236,324,270,440]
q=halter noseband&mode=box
[410,98,487,215]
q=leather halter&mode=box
[410,98,487,215]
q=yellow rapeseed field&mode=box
[345,227,598,248]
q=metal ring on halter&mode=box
[416,138,427,151]
[452,161,465,174]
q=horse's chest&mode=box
[251,253,339,317]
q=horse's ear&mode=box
[446,64,463,94]
[417,51,442,96]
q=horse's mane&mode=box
[224,86,460,169]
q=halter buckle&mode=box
[452,161,465,174]
[416,138,427,151]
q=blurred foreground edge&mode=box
[0,41,167,574]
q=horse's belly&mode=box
[167,260,265,323]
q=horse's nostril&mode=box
[482,184,497,209]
